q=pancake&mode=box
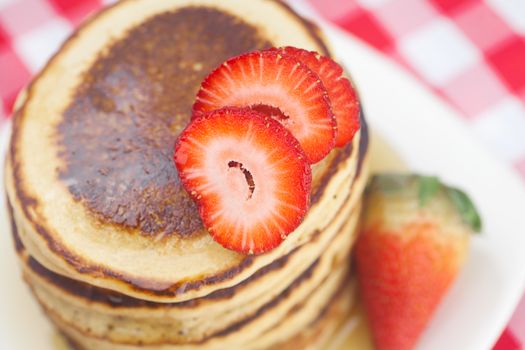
[54,278,356,350]
[5,0,371,349]
[5,0,369,303]
[17,203,355,316]
[60,281,357,350]
[10,193,360,349]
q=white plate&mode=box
[2,3,525,349]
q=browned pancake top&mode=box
[56,7,273,237]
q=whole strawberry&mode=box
[355,174,481,350]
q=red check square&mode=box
[48,0,102,26]
[430,0,476,14]
[493,327,523,350]
[0,23,9,48]
[488,38,525,94]
[0,47,30,113]
[336,9,393,51]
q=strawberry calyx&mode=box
[368,173,482,232]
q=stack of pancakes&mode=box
[4,0,370,349]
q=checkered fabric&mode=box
[309,0,525,183]
[0,0,524,349]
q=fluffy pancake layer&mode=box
[5,1,370,349]
[7,0,368,303]
[12,203,359,349]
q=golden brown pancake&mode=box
[6,0,369,303]
[10,194,360,349]
[5,0,370,349]
[18,221,356,347]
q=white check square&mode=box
[472,97,525,162]
[0,0,15,11]
[398,18,480,87]
[486,0,525,35]
[13,18,72,73]
[355,0,392,10]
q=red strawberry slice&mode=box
[192,50,335,164]
[174,107,312,254]
[274,46,360,147]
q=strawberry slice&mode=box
[174,107,312,254]
[192,50,335,164]
[274,47,360,147]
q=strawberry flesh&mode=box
[356,174,475,350]
[174,107,312,254]
[192,50,336,164]
[274,46,360,147]
[357,223,460,350]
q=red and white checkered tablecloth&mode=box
[0,0,524,348]
[308,0,525,182]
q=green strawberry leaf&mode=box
[445,187,482,233]
[369,173,483,234]
[418,176,441,207]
